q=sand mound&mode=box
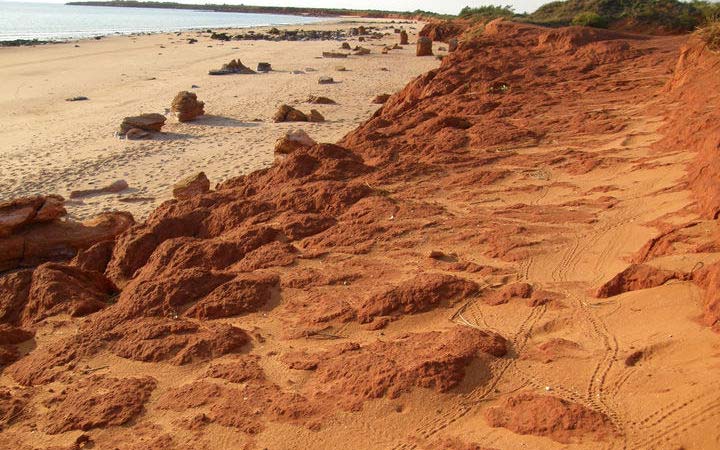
[484,393,615,443]
[357,273,479,322]
[42,375,156,433]
[294,327,507,410]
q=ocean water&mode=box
[0,2,325,41]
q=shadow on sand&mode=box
[194,115,261,128]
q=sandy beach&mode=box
[0,19,437,220]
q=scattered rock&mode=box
[170,91,204,122]
[65,96,88,102]
[119,113,166,135]
[318,76,335,85]
[69,180,129,199]
[274,129,317,156]
[372,94,390,104]
[308,109,325,123]
[125,128,150,140]
[307,95,337,105]
[353,47,370,55]
[335,66,347,72]
[173,172,210,200]
[400,30,409,45]
[273,104,308,122]
[341,42,351,50]
[449,38,459,52]
[417,37,433,56]
[208,59,255,75]
[257,62,272,72]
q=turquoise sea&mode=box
[0,2,324,41]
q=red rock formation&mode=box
[119,113,166,134]
[691,262,720,331]
[595,264,688,298]
[172,172,210,200]
[416,36,433,56]
[0,196,133,271]
[170,91,205,122]
[419,20,468,42]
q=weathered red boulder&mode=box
[0,206,133,272]
[119,113,166,134]
[274,129,317,156]
[172,172,210,200]
[0,195,66,238]
[171,91,205,122]
[417,37,433,56]
[400,30,409,45]
[273,104,308,122]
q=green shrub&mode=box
[459,5,516,20]
[572,11,610,27]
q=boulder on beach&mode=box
[65,96,88,102]
[318,76,335,85]
[70,180,129,199]
[274,129,316,156]
[417,37,433,56]
[400,30,409,45]
[308,109,325,123]
[173,172,210,200]
[171,91,205,122]
[341,42,351,50]
[307,95,337,105]
[353,47,370,55]
[372,94,391,104]
[119,113,166,135]
[208,59,255,75]
[273,104,308,122]
[257,62,272,72]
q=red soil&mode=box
[484,393,616,443]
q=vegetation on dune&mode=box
[458,5,516,20]
[526,0,707,31]
[455,1,720,33]
[698,17,720,49]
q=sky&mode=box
[0,0,552,15]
